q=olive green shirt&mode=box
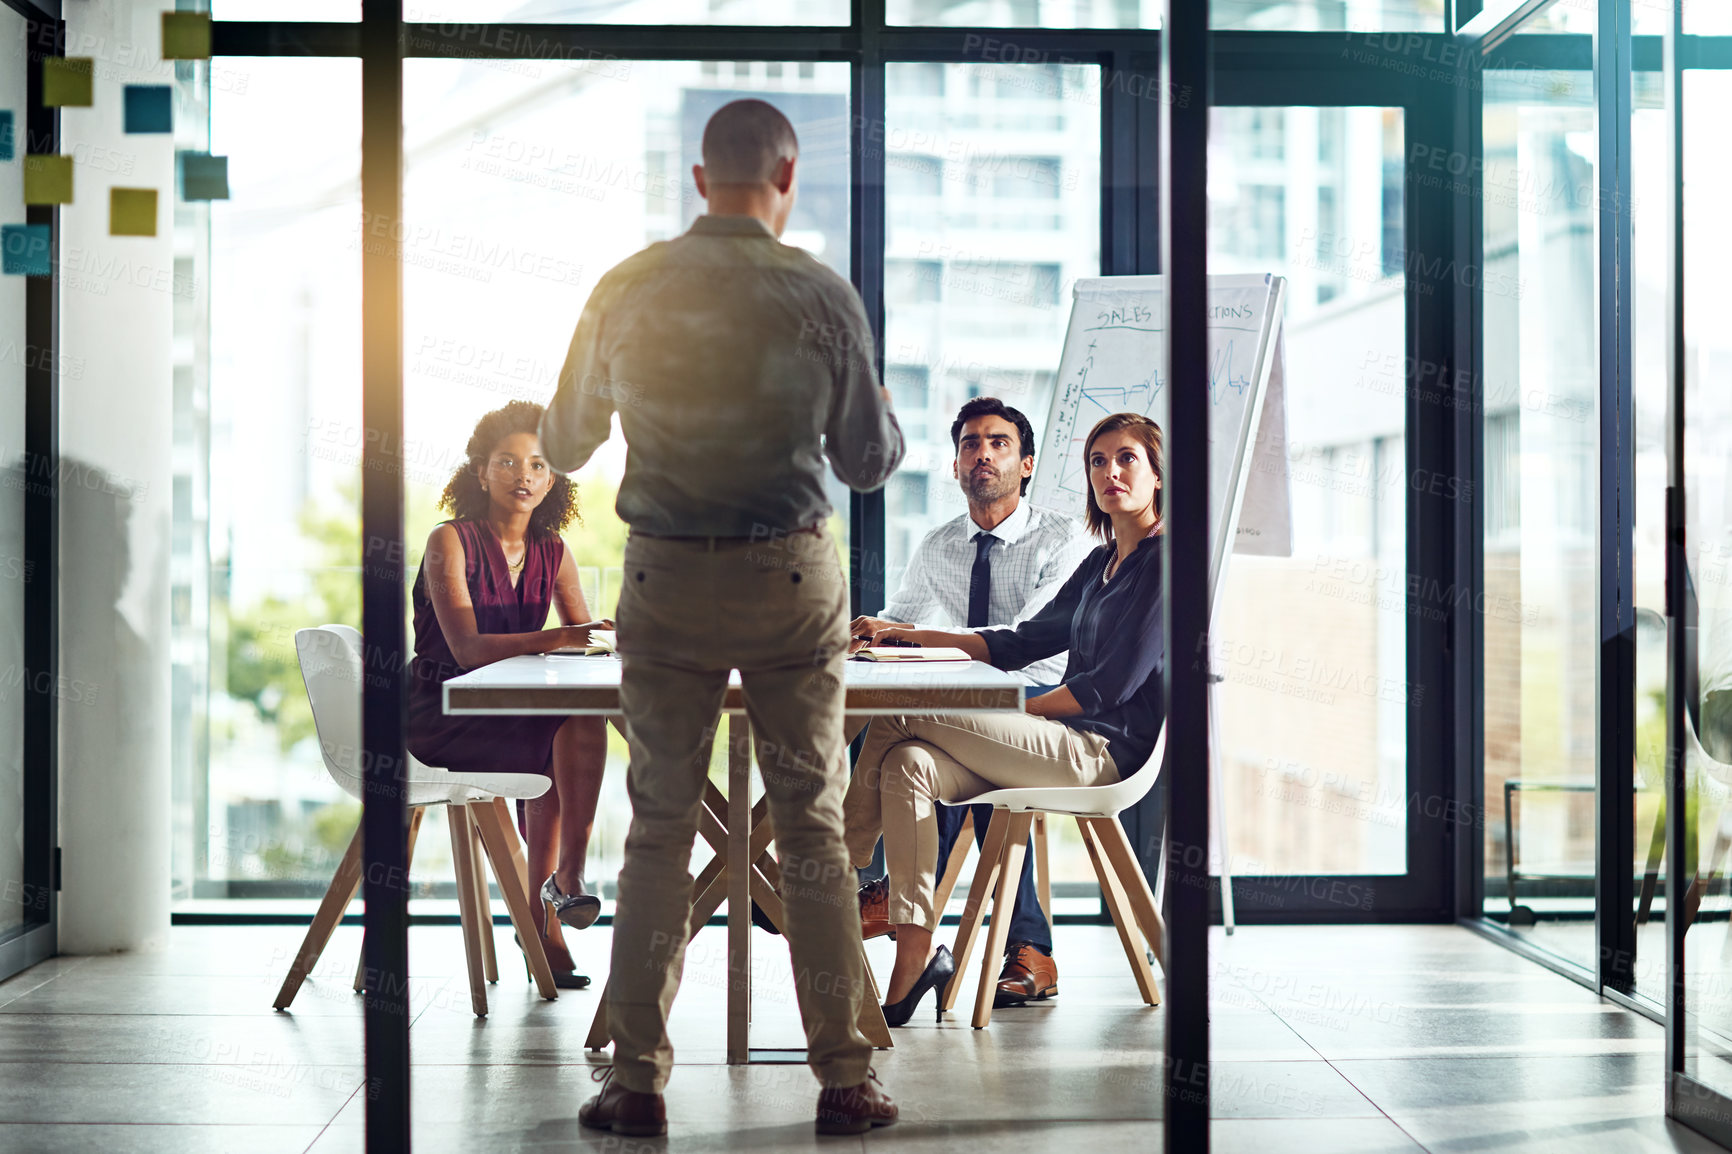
[541,214,903,537]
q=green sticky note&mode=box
[178,152,229,201]
[161,12,212,60]
[43,57,94,108]
[22,156,72,206]
[110,188,158,237]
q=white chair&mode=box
[272,624,561,1017]
[1675,707,1732,940]
[938,728,1168,1028]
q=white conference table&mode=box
[444,652,1026,1063]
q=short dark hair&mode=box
[1082,412,1164,541]
[949,397,1036,495]
[701,99,799,184]
[438,400,579,538]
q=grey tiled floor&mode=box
[0,922,1721,1153]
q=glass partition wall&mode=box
[144,0,1732,1146]
[178,22,1472,921]
[0,0,54,984]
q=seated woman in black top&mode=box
[844,411,1167,1024]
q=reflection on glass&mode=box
[213,0,360,18]
[0,1,24,937]
[1210,106,1408,878]
[1680,68,1732,1097]
[403,59,852,894]
[1630,77,1669,1002]
[887,0,1440,30]
[883,61,1098,896]
[1479,69,1597,969]
[400,0,847,25]
[182,59,363,898]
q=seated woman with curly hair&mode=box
[408,399,609,988]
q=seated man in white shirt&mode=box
[848,396,1093,1007]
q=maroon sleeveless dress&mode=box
[407,518,568,775]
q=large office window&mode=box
[176,55,853,903]
[400,58,851,896]
[1210,105,1409,878]
[881,61,1099,898]
[885,0,1442,30]
[0,1,28,941]
[1680,66,1732,1094]
[215,0,855,22]
[173,59,363,900]
[1478,68,1598,967]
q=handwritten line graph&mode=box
[1032,277,1284,529]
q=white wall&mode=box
[57,0,176,953]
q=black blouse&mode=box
[979,535,1166,775]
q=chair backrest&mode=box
[968,722,1166,818]
[1076,722,1167,815]
[295,625,368,800]
[1687,710,1732,790]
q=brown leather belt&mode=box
[637,523,824,551]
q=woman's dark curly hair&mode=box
[438,400,580,537]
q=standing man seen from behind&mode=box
[541,99,904,1138]
[845,397,1093,1008]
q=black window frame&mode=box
[174,5,1732,1149]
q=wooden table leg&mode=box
[727,712,752,1065]
[855,941,893,1047]
[587,804,762,1051]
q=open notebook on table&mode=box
[851,646,973,662]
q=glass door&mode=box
[1202,71,1457,919]
[0,0,57,983]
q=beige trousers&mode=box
[843,712,1117,931]
[607,528,871,1093]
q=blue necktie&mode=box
[967,532,994,629]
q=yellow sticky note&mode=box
[110,188,158,237]
[43,57,94,108]
[22,155,72,205]
[161,12,212,60]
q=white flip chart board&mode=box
[1028,273,1291,609]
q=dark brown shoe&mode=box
[578,1067,667,1137]
[993,941,1059,1008]
[859,876,896,941]
[816,1068,898,1135]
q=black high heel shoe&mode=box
[514,932,591,990]
[881,945,955,1027]
[542,874,603,931]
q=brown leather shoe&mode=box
[578,1068,667,1137]
[993,941,1059,1008]
[859,876,896,941]
[816,1068,899,1135]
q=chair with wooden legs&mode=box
[272,625,562,1018]
[937,728,1168,1028]
[931,811,1053,935]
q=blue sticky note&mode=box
[1,224,50,277]
[0,113,14,162]
[123,86,172,134]
[178,152,229,201]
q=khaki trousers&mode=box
[607,528,871,1093]
[843,713,1117,931]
